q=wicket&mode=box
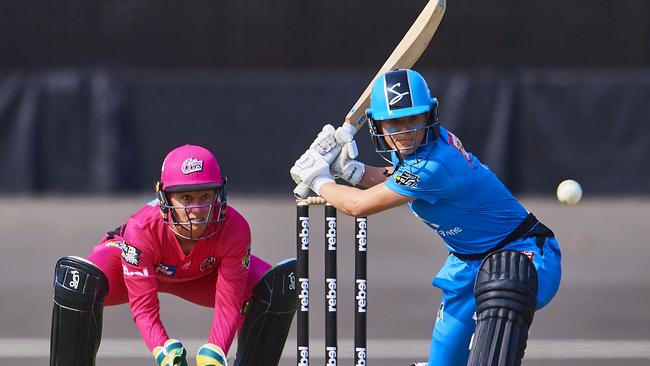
[296,198,368,365]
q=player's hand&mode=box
[196,343,228,366]
[152,339,188,366]
[331,124,365,185]
[308,124,343,164]
[290,149,335,195]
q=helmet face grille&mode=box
[159,184,228,241]
[160,198,226,241]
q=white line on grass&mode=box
[2,339,650,359]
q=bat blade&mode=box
[345,0,446,132]
[294,0,446,199]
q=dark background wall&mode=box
[0,0,648,195]
[1,1,648,69]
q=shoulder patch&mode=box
[447,131,472,163]
[394,170,420,188]
[121,243,142,266]
[242,244,251,269]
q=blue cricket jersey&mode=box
[384,126,529,254]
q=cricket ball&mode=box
[556,179,582,206]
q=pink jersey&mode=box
[118,200,251,352]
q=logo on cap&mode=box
[181,158,204,174]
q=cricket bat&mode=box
[295,0,447,199]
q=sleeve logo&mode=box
[394,170,420,188]
[242,244,251,269]
[447,131,472,163]
[121,243,141,266]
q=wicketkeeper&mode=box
[50,144,297,366]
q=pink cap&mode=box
[160,145,223,192]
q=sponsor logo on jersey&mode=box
[121,243,141,266]
[200,256,216,272]
[156,264,177,276]
[242,244,251,269]
[123,264,149,277]
[436,302,445,322]
[181,158,203,174]
[437,227,463,237]
[447,131,472,163]
[395,170,420,187]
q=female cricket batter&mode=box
[290,69,562,366]
[50,144,297,366]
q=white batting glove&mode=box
[331,124,365,185]
[290,149,335,195]
[309,124,342,164]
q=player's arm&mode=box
[201,219,250,366]
[198,253,247,366]
[319,181,413,217]
[358,165,394,188]
[121,227,190,366]
[120,242,168,349]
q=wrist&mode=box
[312,176,335,195]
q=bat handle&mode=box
[293,183,311,199]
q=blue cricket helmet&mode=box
[366,69,440,161]
[366,69,438,121]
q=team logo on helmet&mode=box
[384,70,413,110]
[181,158,204,174]
[387,83,410,106]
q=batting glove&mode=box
[290,149,335,195]
[152,339,188,366]
[330,124,364,185]
[309,124,343,164]
[196,343,228,366]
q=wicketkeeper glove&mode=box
[152,339,188,366]
[196,343,228,366]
